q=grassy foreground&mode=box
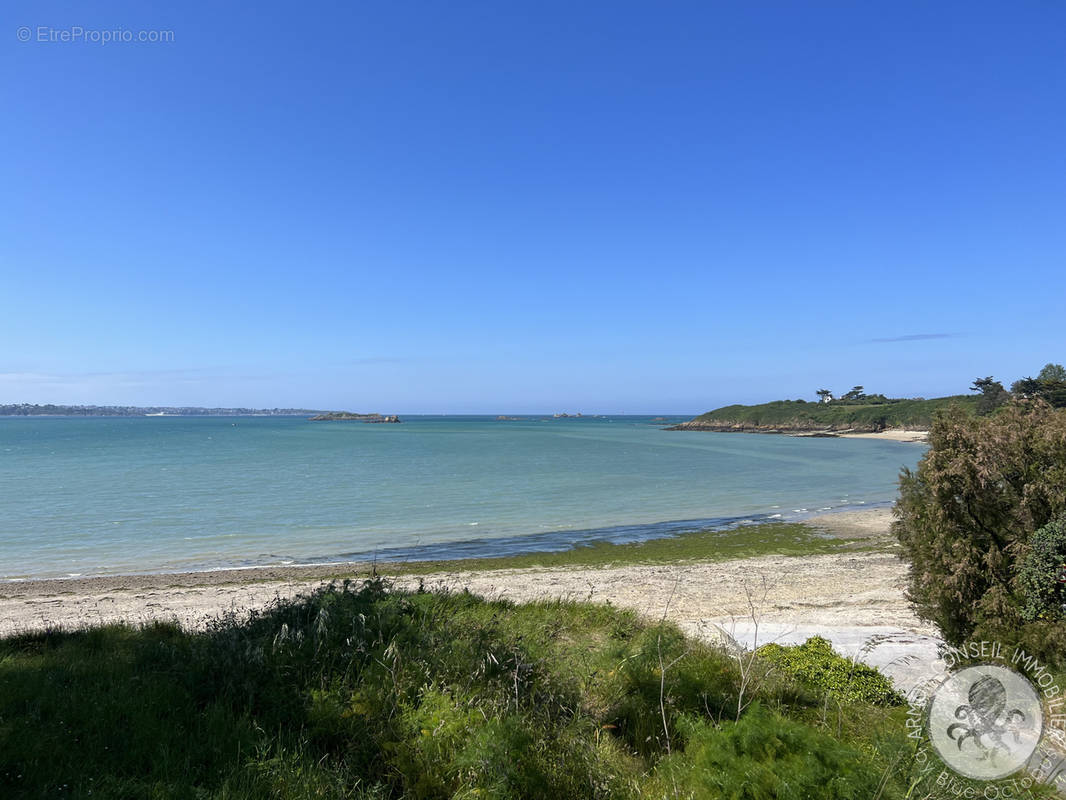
[1,578,1036,800]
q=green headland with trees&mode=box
[668,363,1066,434]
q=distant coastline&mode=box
[0,404,324,417]
[667,394,976,438]
[668,420,929,442]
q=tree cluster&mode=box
[970,362,1066,415]
[893,400,1066,657]
[811,362,1065,414]
[814,386,891,405]
[1011,362,1066,408]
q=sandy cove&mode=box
[794,429,930,443]
[0,508,944,689]
[836,429,929,442]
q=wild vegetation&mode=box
[968,363,1066,416]
[1010,363,1066,409]
[893,399,1066,657]
[675,362,1066,433]
[757,636,902,707]
[1018,515,1066,623]
[2,577,997,800]
[675,395,976,432]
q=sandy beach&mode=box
[836,429,929,442]
[791,429,930,443]
[0,507,943,688]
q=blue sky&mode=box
[3,1,1064,413]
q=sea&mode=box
[0,415,924,580]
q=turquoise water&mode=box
[0,416,923,580]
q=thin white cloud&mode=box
[868,333,958,343]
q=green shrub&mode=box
[757,637,902,706]
[649,704,888,800]
[893,400,1066,643]
[0,581,917,799]
[1019,514,1066,621]
[606,625,740,757]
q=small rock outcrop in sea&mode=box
[495,415,524,421]
[309,412,402,423]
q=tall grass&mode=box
[0,580,960,799]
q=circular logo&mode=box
[928,664,1043,780]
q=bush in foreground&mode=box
[648,705,885,800]
[0,580,924,799]
[757,636,903,707]
[1019,513,1066,622]
[893,400,1066,647]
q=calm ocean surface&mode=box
[0,416,924,580]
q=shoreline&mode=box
[822,428,928,442]
[668,424,929,442]
[0,505,943,688]
[1,503,897,587]
[0,507,919,628]
[0,508,899,602]
[1,506,944,687]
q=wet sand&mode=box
[804,506,896,538]
[0,508,937,686]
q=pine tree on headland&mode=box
[969,376,1009,415]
